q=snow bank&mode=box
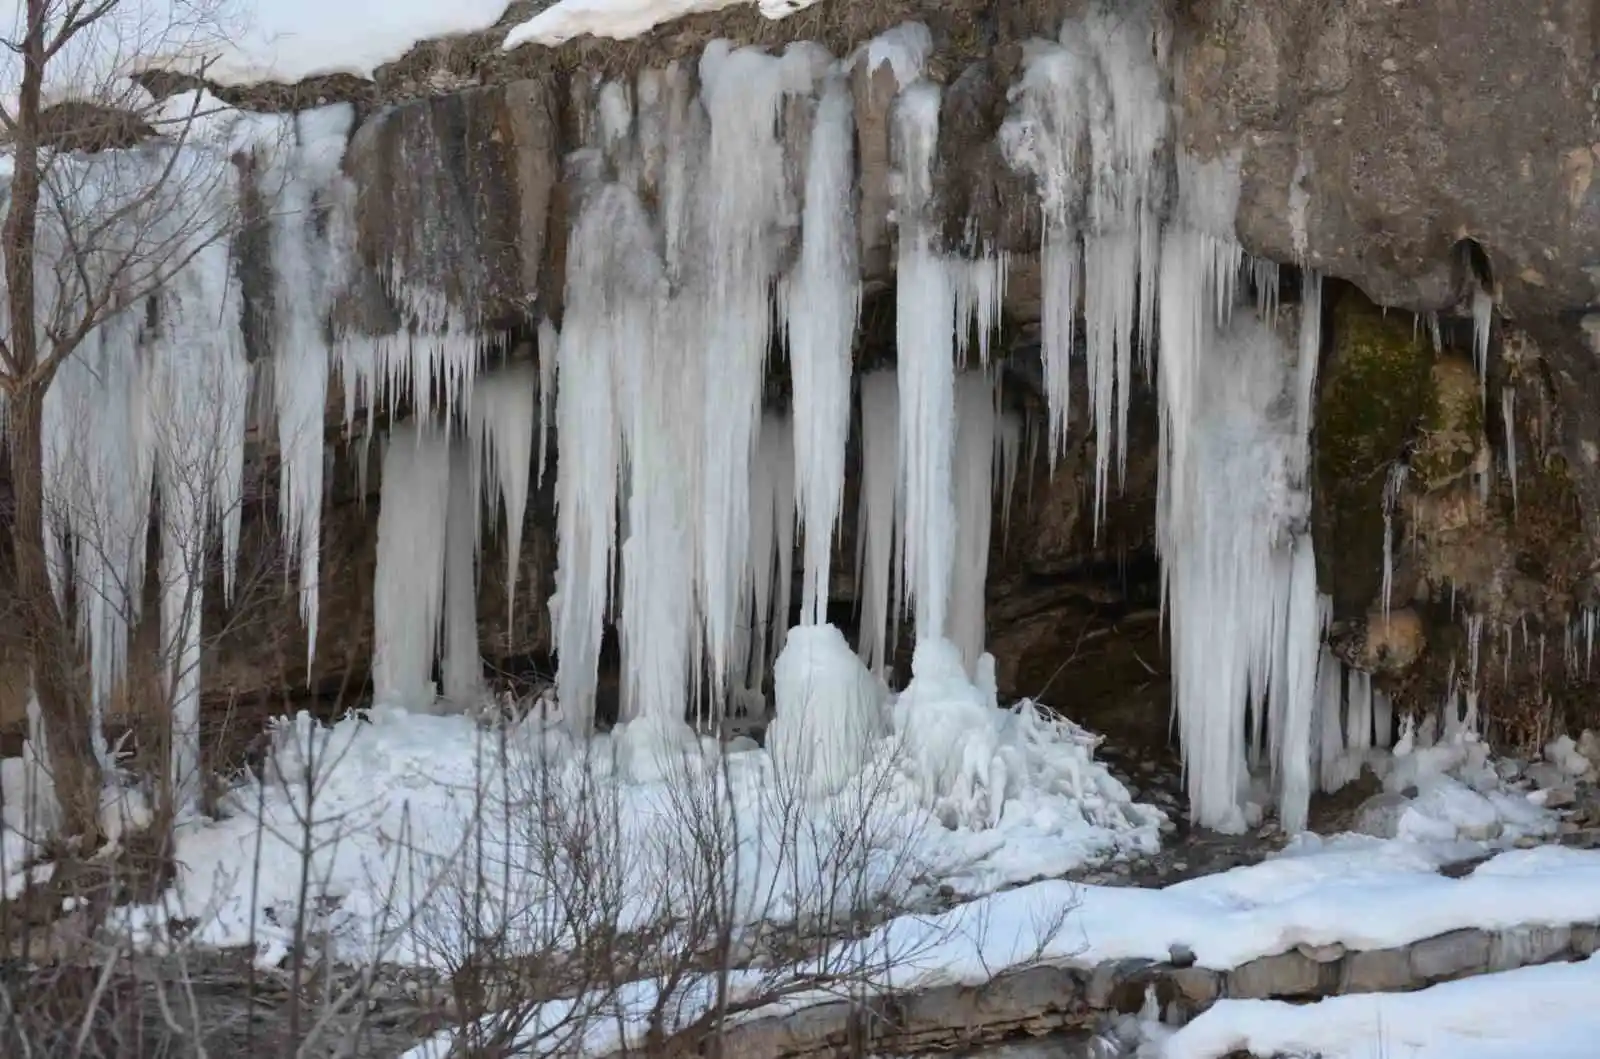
[92,694,1159,969]
[1164,950,1600,1059]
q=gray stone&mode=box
[1540,786,1578,809]
[1225,950,1328,1000]
[1526,761,1571,791]
[1488,926,1572,972]
[1168,943,1196,968]
[1353,791,1411,839]
[1496,758,1525,782]
[1408,929,1491,983]
[1339,948,1414,993]
[1295,941,1347,964]
[1570,924,1600,957]
[1580,730,1600,772]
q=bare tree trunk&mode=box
[8,386,104,849]
[1,2,104,849]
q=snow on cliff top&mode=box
[2,0,510,101]
[3,0,823,105]
[502,0,824,48]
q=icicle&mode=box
[469,362,537,637]
[743,415,797,695]
[1380,462,1409,618]
[1276,539,1322,833]
[1503,385,1519,513]
[1316,646,1347,793]
[955,252,1008,367]
[950,373,998,675]
[996,406,1023,549]
[893,80,959,644]
[1346,668,1373,753]
[263,105,356,673]
[146,228,251,811]
[856,371,901,675]
[1076,0,1168,517]
[1252,258,1281,322]
[440,439,482,705]
[1153,145,1336,831]
[1163,308,1313,832]
[44,313,153,768]
[616,276,700,731]
[1471,284,1493,402]
[694,44,791,699]
[785,72,860,627]
[373,422,452,712]
[552,184,656,732]
[999,38,1091,464]
[861,22,934,87]
[1294,271,1323,439]
[536,319,558,488]
[1372,688,1394,749]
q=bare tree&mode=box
[0,0,243,848]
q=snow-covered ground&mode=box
[394,841,1600,1057]
[6,680,1156,968]
[5,677,1595,1058]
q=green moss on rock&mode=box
[1411,356,1484,490]
[1312,290,1434,617]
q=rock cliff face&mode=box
[5,0,1599,779]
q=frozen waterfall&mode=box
[7,0,1373,835]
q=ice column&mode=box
[855,371,902,675]
[893,80,959,644]
[950,373,998,675]
[373,423,452,711]
[262,105,356,673]
[785,72,860,627]
[695,45,792,695]
[441,439,482,704]
[470,362,538,636]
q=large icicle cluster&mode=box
[14,136,252,810]
[255,106,357,675]
[539,28,1028,777]
[999,3,1167,526]
[996,6,1332,830]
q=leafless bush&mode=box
[399,714,1076,1058]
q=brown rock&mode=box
[850,50,903,284]
[1359,608,1425,673]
